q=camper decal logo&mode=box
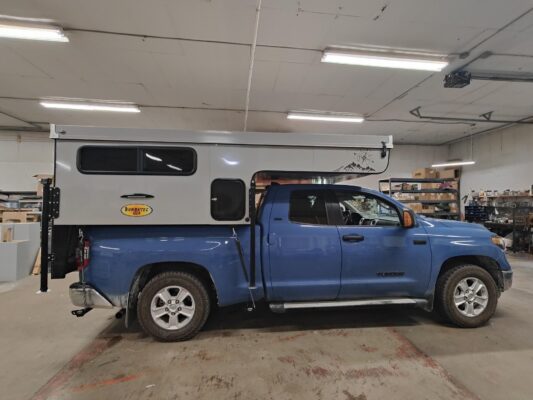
[121,204,153,217]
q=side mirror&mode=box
[402,209,415,228]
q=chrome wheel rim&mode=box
[453,277,489,317]
[150,285,195,330]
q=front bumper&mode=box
[69,282,114,308]
[502,270,513,291]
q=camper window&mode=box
[141,148,195,175]
[78,146,196,175]
[211,179,246,221]
[78,146,138,173]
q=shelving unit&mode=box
[466,193,533,253]
[379,177,461,220]
[0,191,42,223]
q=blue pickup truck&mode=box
[64,184,512,341]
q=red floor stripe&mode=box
[30,336,122,400]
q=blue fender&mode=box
[83,225,263,307]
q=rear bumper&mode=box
[502,270,513,291]
[69,282,114,308]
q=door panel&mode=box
[268,189,342,301]
[333,190,432,299]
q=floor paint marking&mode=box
[386,327,481,400]
[30,336,122,400]
[70,373,142,393]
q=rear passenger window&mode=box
[78,146,196,175]
[289,190,328,225]
[211,179,246,221]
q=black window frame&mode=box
[210,178,246,221]
[77,145,197,176]
[288,189,333,226]
[330,189,402,227]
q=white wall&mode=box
[0,132,54,192]
[448,125,533,198]
[344,144,449,190]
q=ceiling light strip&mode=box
[431,161,476,168]
[40,101,140,113]
[0,23,69,42]
[287,112,364,123]
[322,49,448,72]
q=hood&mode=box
[418,216,489,231]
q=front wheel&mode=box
[137,271,210,341]
[436,265,499,328]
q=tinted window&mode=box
[289,190,328,225]
[78,147,137,173]
[141,148,195,174]
[78,146,196,175]
[211,179,246,221]
[334,191,400,226]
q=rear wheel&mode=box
[137,271,210,341]
[436,265,498,328]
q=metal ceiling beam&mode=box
[0,125,48,132]
[409,106,533,125]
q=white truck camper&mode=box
[51,124,393,226]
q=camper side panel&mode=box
[54,140,389,226]
[54,140,211,225]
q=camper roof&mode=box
[51,124,393,150]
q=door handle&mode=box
[342,234,364,242]
[413,239,427,245]
[120,193,154,199]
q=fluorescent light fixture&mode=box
[0,22,69,42]
[288,112,364,123]
[322,48,448,72]
[431,160,476,168]
[166,164,182,171]
[40,101,140,113]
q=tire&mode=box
[137,271,210,341]
[436,265,499,328]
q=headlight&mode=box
[491,235,506,250]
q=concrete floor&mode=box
[1,255,532,400]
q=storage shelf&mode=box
[382,189,457,194]
[379,178,457,183]
[419,212,460,216]
[399,199,456,204]
[379,177,460,221]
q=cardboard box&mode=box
[1,226,13,242]
[438,168,460,179]
[34,174,53,197]
[409,203,423,213]
[412,168,438,179]
[1,212,27,223]
[421,205,435,214]
[421,182,441,190]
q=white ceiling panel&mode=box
[0,0,533,145]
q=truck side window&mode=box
[289,190,328,225]
[211,179,246,221]
[334,191,401,227]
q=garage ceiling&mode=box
[1,0,533,144]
